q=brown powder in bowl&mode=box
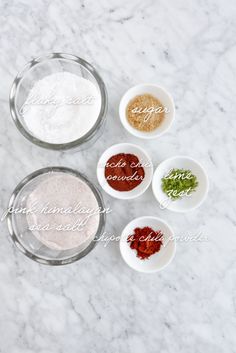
[126,93,166,132]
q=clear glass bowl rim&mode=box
[9,53,108,150]
[6,166,106,265]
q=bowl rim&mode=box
[152,155,209,212]
[119,215,176,273]
[119,83,175,139]
[9,53,108,151]
[96,142,153,200]
[6,166,106,265]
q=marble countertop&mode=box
[0,0,236,352]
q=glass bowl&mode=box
[6,167,106,265]
[9,53,107,150]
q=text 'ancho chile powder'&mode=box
[105,153,145,192]
[127,227,163,259]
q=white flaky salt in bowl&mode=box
[10,53,107,150]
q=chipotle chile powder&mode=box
[127,227,163,260]
[105,153,145,191]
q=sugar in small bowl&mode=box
[119,83,175,139]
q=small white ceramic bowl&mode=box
[97,143,153,199]
[119,83,175,139]
[120,216,176,273]
[152,156,209,212]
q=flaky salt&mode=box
[22,72,101,144]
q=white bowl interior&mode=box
[120,216,176,273]
[119,84,175,139]
[152,156,208,212]
[97,143,153,199]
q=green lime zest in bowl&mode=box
[161,168,198,200]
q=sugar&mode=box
[26,172,100,251]
[22,72,101,144]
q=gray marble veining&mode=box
[0,0,236,352]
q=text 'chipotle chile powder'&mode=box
[105,153,145,192]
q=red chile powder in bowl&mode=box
[105,153,145,192]
[127,227,163,260]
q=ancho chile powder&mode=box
[127,227,163,260]
[105,153,145,192]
